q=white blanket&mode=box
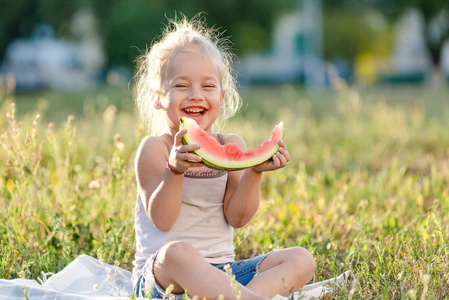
[0,255,353,299]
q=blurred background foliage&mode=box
[0,0,295,69]
[0,0,447,70]
[369,0,449,67]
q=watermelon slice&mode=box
[180,117,284,171]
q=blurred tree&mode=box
[0,0,296,70]
[369,0,449,85]
[90,0,297,69]
[0,0,35,60]
[321,5,392,61]
[321,0,393,82]
[0,0,87,62]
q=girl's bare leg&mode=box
[245,247,316,297]
[153,241,269,300]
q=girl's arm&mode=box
[135,130,202,231]
[222,135,290,228]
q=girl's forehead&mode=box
[165,49,222,80]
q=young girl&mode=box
[131,16,316,300]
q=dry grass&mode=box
[1,77,449,299]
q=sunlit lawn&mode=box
[1,80,449,299]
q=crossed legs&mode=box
[151,241,316,300]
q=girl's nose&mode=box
[188,86,204,101]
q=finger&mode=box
[188,162,204,168]
[271,152,281,167]
[181,152,202,163]
[174,129,187,146]
[276,151,288,166]
[278,147,290,162]
[278,139,288,149]
[178,143,201,153]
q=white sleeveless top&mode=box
[132,137,235,285]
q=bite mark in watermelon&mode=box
[180,117,284,171]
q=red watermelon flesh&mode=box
[181,117,284,170]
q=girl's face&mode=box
[158,50,224,135]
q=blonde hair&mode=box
[135,15,241,136]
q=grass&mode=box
[1,76,449,299]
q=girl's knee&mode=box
[159,241,198,267]
[288,247,316,275]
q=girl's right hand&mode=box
[167,129,203,174]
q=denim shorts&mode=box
[134,251,274,299]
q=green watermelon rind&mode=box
[180,117,283,171]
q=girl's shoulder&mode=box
[136,135,170,160]
[137,135,165,149]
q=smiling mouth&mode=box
[183,107,206,118]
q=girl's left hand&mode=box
[251,139,290,173]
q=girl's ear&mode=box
[154,93,163,109]
[154,100,162,110]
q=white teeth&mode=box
[184,108,204,113]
